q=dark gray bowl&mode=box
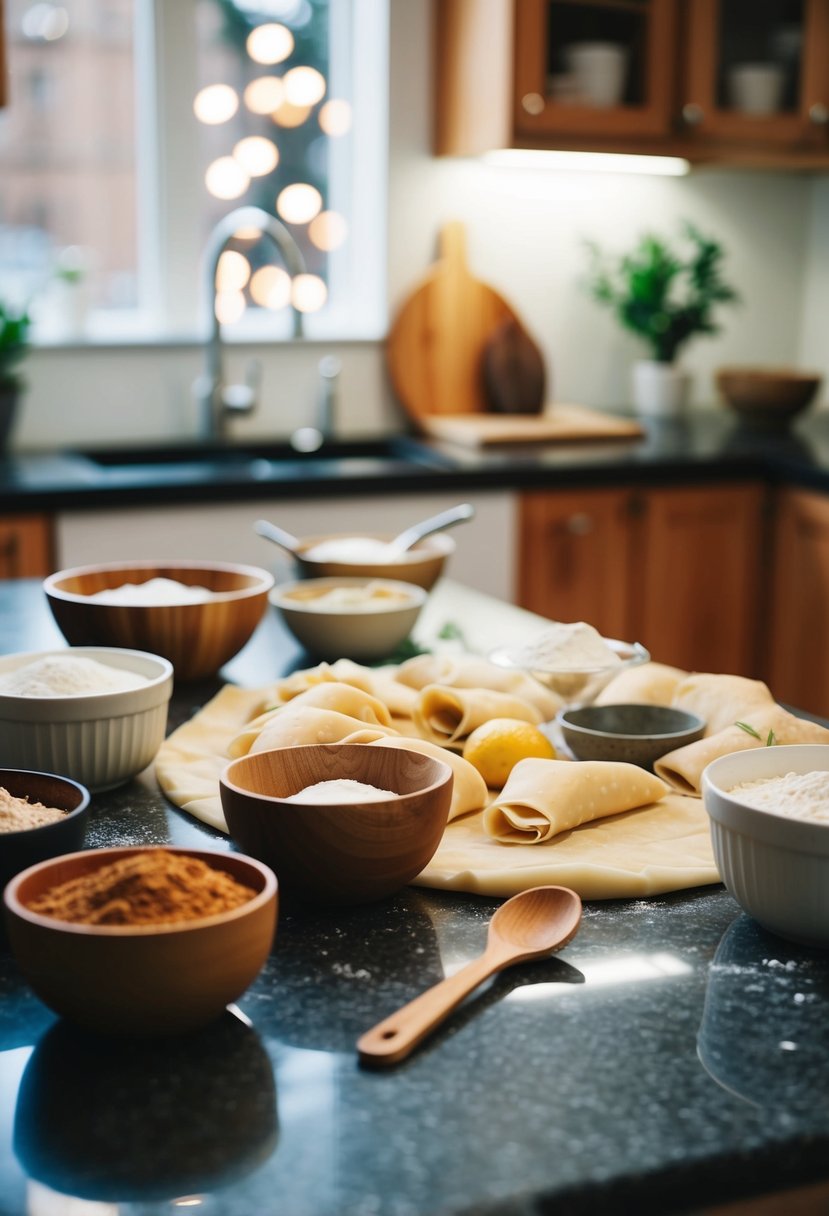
[557,703,706,769]
[0,768,90,891]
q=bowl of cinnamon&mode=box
[3,845,278,1035]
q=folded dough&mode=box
[484,757,668,844]
[655,704,829,794]
[595,661,688,707]
[228,681,394,756]
[367,735,488,821]
[397,653,561,720]
[230,706,396,757]
[670,673,775,737]
[413,684,543,747]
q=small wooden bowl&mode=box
[220,743,453,906]
[716,367,822,427]
[3,846,278,1036]
[44,561,274,681]
[0,769,90,891]
[292,532,454,591]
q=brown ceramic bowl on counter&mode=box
[715,366,822,427]
[220,743,453,906]
[3,845,278,1036]
[0,768,90,891]
[291,531,455,591]
[44,560,274,681]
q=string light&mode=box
[193,83,239,124]
[276,182,322,224]
[246,22,294,65]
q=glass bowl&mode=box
[489,636,650,711]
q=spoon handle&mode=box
[390,502,475,554]
[357,946,509,1068]
[253,519,301,554]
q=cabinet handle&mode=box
[521,92,545,116]
[809,103,829,125]
[681,103,704,125]
[563,513,593,536]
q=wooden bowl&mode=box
[44,561,274,681]
[716,367,822,426]
[292,532,454,590]
[3,846,278,1036]
[0,769,90,891]
[220,743,453,906]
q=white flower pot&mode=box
[632,361,691,417]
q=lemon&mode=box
[462,718,556,788]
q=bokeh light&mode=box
[284,66,326,106]
[244,76,285,115]
[215,291,247,324]
[194,83,239,124]
[246,23,294,65]
[272,100,311,128]
[250,265,293,309]
[205,156,250,200]
[319,98,352,136]
[309,210,348,251]
[292,273,328,312]
[277,182,322,224]
[234,136,279,176]
[216,251,251,292]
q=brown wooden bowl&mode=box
[3,846,278,1036]
[220,743,454,906]
[716,367,822,426]
[43,561,274,681]
[292,532,454,590]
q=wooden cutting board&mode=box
[386,222,525,419]
[419,405,645,446]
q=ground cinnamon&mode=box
[27,850,257,926]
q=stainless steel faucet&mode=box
[194,205,306,442]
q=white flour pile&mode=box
[0,655,150,697]
[284,779,398,804]
[730,771,829,823]
[87,578,214,605]
[511,621,622,671]
[303,538,405,562]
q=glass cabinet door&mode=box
[513,0,679,141]
[683,0,829,148]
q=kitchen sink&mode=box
[69,435,456,482]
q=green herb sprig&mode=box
[735,721,777,746]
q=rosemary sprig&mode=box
[735,721,777,746]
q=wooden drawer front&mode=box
[0,515,54,579]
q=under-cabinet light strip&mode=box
[483,149,691,176]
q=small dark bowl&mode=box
[557,703,706,769]
[0,769,90,891]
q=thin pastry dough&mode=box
[413,684,543,747]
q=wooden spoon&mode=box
[357,885,582,1067]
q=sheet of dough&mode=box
[155,681,721,900]
[484,758,668,843]
[416,794,717,900]
[670,673,775,737]
[228,681,394,756]
[397,653,561,720]
[366,736,488,820]
[413,684,542,746]
[595,662,688,707]
[655,704,829,794]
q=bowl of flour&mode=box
[702,743,829,948]
[0,647,173,792]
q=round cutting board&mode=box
[386,222,526,420]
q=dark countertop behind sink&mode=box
[4,410,829,513]
[2,578,829,1216]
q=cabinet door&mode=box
[768,488,829,717]
[636,484,765,676]
[513,0,679,143]
[518,487,636,640]
[682,0,829,155]
[0,515,54,578]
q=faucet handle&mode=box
[317,354,341,438]
[222,358,262,414]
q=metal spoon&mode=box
[387,502,475,553]
[253,519,301,555]
[357,885,582,1067]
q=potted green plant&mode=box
[0,301,30,452]
[584,221,739,415]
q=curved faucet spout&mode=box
[197,205,306,441]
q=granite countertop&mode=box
[2,579,829,1216]
[3,409,829,513]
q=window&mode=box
[0,0,388,342]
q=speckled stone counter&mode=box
[2,581,829,1216]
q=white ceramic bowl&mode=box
[270,577,427,662]
[0,647,174,792]
[702,744,829,948]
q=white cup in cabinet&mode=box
[565,42,628,108]
[727,63,785,115]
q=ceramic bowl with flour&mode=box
[0,647,173,791]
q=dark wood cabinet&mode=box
[0,515,54,579]
[435,0,829,168]
[519,482,766,676]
